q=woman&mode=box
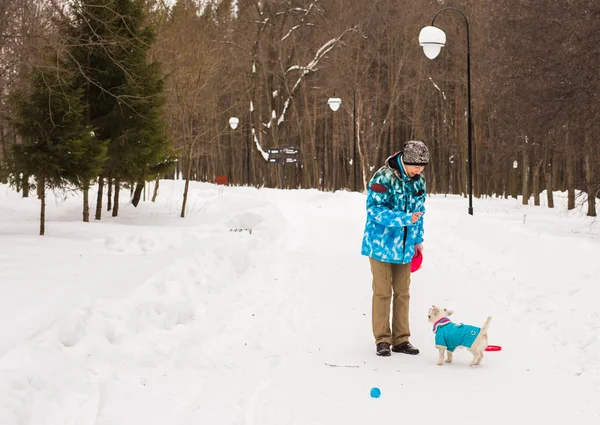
[361,140,429,357]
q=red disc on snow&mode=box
[410,251,423,273]
[485,345,502,352]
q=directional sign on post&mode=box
[267,146,299,188]
[267,146,298,163]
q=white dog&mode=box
[427,306,492,367]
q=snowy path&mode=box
[0,182,598,424]
[236,191,599,424]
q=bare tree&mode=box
[155,0,229,217]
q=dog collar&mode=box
[432,317,451,333]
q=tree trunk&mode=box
[566,128,575,210]
[95,175,104,220]
[510,160,518,199]
[22,176,29,198]
[533,163,541,206]
[522,146,530,205]
[131,178,144,207]
[83,185,90,222]
[14,173,21,193]
[152,178,159,202]
[38,176,45,236]
[585,133,596,217]
[181,173,191,218]
[532,146,541,206]
[566,152,575,210]
[543,149,554,208]
[181,144,194,217]
[112,178,120,217]
[552,149,561,191]
[107,176,113,211]
[474,120,481,198]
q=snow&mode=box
[250,127,269,160]
[0,180,599,424]
[429,76,447,100]
[277,100,288,125]
[282,25,301,41]
[285,65,303,73]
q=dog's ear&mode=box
[445,309,454,316]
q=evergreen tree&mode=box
[110,0,174,207]
[9,58,95,235]
[69,0,174,215]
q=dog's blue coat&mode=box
[435,321,481,352]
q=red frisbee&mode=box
[410,251,423,272]
[485,345,502,352]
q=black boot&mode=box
[376,342,391,357]
[392,341,420,355]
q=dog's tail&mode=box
[481,316,492,336]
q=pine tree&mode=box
[9,58,95,235]
[69,0,174,214]
[110,0,174,207]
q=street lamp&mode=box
[328,86,357,192]
[229,116,250,186]
[419,7,474,215]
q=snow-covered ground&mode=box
[0,180,598,424]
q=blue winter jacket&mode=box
[435,321,481,352]
[361,152,426,264]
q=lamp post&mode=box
[229,116,250,186]
[228,117,238,185]
[328,86,357,192]
[419,7,474,215]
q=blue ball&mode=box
[370,387,381,398]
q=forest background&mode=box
[1,0,598,230]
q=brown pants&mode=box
[369,257,411,346]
